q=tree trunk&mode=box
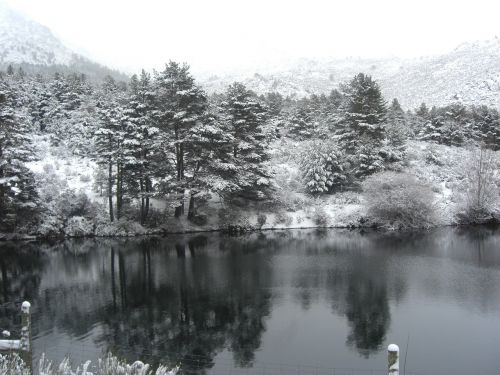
[108,158,114,222]
[145,177,150,219]
[111,248,116,310]
[118,252,127,309]
[174,140,185,218]
[188,193,196,221]
[140,178,145,225]
[116,162,122,220]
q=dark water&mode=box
[1,227,500,375]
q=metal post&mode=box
[388,344,399,375]
[20,301,32,374]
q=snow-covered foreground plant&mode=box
[0,353,179,375]
[362,171,435,229]
[0,353,31,375]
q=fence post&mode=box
[20,301,32,374]
[388,344,399,375]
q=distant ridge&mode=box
[200,38,500,110]
[0,1,129,82]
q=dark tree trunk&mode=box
[175,243,186,258]
[111,248,116,310]
[187,193,196,221]
[1,260,8,303]
[116,162,122,220]
[118,252,127,309]
[145,177,150,218]
[140,178,145,225]
[108,158,114,222]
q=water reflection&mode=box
[0,227,500,375]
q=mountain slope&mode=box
[201,38,500,110]
[0,2,74,65]
[0,1,128,82]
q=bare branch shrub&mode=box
[456,146,500,224]
[362,171,435,229]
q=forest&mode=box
[0,62,499,236]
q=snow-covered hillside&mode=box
[0,2,128,82]
[200,38,500,110]
[0,2,74,66]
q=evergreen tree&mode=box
[420,103,471,146]
[385,98,407,148]
[223,82,272,200]
[93,76,127,221]
[287,105,315,140]
[0,82,38,232]
[123,70,161,224]
[470,105,500,150]
[337,73,387,179]
[300,141,347,195]
[153,62,207,217]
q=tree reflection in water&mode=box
[1,228,500,374]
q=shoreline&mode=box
[1,220,498,242]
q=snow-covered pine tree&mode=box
[287,105,315,140]
[381,98,407,165]
[93,75,127,221]
[153,62,207,217]
[223,82,272,200]
[0,81,38,232]
[300,140,347,195]
[470,105,500,150]
[337,73,387,179]
[123,70,161,224]
[420,103,471,146]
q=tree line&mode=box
[0,63,499,232]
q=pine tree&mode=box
[123,70,161,224]
[93,76,127,221]
[337,73,387,179]
[0,82,38,232]
[300,141,347,195]
[420,103,471,146]
[223,82,272,200]
[153,62,207,217]
[287,105,315,140]
[385,98,407,148]
[470,105,500,150]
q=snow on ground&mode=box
[27,134,97,200]
[18,134,499,237]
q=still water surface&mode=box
[1,227,500,375]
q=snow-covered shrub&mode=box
[257,213,267,228]
[79,174,91,183]
[36,352,179,375]
[299,140,347,195]
[273,212,292,226]
[455,147,500,224]
[64,216,94,237]
[362,171,435,229]
[57,189,95,219]
[312,206,329,226]
[424,144,444,166]
[0,353,30,375]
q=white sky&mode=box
[5,0,500,75]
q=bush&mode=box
[273,212,293,226]
[257,213,267,228]
[57,189,95,219]
[455,147,500,224]
[312,206,329,226]
[362,171,435,229]
[79,174,91,183]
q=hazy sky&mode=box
[5,0,500,74]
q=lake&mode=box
[1,227,500,375]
